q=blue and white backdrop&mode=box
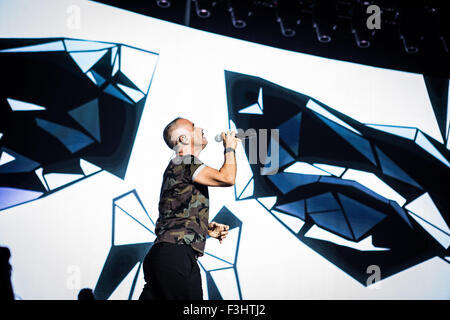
[0,0,449,299]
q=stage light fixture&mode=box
[440,36,448,53]
[156,0,171,8]
[193,0,216,19]
[398,6,423,54]
[351,2,374,48]
[312,0,337,43]
[228,0,253,29]
[276,0,301,38]
[437,8,449,53]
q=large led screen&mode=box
[0,0,449,300]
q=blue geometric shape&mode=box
[318,115,377,165]
[274,199,305,220]
[7,98,46,111]
[35,118,95,153]
[104,84,133,104]
[306,192,340,213]
[415,131,450,168]
[0,147,40,173]
[318,176,389,204]
[338,194,387,240]
[261,142,294,175]
[0,41,65,53]
[277,112,302,156]
[267,172,320,194]
[211,206,242,230]
[0,187,43,210]
[117,84,145,103]
[310,210,354,239]
[63,39,115,52]
[91,70,106,87]
[238,103,262,115]
[389,200,413,229]
[69,49,108,73]
[375,146,422,189]
[205,272,223,300]
[68,98,101,142]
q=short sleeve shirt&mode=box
[154,154,209,256]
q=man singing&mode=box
[139,117,240,300]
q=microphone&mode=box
[214,131,257,142]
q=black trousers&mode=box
[139,242,203,300]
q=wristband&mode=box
[224,147,235,154]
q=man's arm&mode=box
[193,131,239,187]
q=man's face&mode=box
[173,118,208,150]
[191,121,208,150]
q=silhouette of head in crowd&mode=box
[0,246,14,300]
[78,288,96,300]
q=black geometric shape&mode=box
[68,98,101,142]
[375,146,422,189]
[338,193,387,240]
[260,140,295,175]
[201,206,243,300]
[267,172,320,194]
[389,200,413,229]
[278,112,302,156]
[226,70,449,286]
[306,192,340,213]
[35,118,95,153]
[0,38,158,211]
[205,272,223,300]
[212,206,242,230]
[104,84,133,104]
[317,114,376,165]
[0,147,40,174]
[94,190,155,300]
[274,199,306,220]
[93,242,152,300]
[91,70,106,87]
[310,210,354,239]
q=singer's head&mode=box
[163,117,207,156]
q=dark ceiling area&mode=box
[92,0,449,77]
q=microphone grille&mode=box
[214,134,223,142]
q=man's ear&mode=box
[179,134,189,145]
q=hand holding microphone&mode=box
[220,130,241,150]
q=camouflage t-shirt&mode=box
[154,154,209,256]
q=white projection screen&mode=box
[0,0,449,300]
